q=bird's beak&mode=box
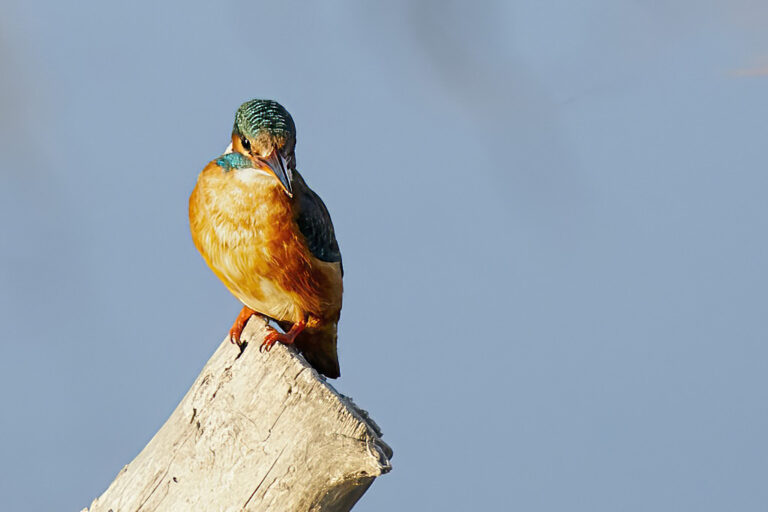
[256,148,293,197]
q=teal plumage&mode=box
[234,99,296,152]
[215,152,253,172]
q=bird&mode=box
[189,99,343,378]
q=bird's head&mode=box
[230,99,296,197]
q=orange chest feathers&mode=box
[189,164,341,323]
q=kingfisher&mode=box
[189,99,343,378]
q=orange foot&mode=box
[229,306,258,346]
[261,320,306,352]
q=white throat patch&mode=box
[234,167,273,183]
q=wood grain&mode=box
[83,319,391,512]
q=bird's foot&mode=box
[261,320,306,352]
[229,306,258,346]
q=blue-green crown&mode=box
[233,99,296,142]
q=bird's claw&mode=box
[229,325,246,346]
[259,320,305,353]
[229,306,257,347]
[260,331,281,352]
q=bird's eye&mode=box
[240,136,251,151]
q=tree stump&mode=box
[83,319,392,512]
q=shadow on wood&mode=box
[83,319,392,512]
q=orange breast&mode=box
[189,162,340,324]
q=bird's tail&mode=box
[280,321,340,379]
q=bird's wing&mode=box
[293,172,343,274]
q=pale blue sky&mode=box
[1,1,767,510]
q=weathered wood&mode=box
[83,319,392,512]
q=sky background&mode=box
[1,1,767,510]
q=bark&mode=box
[83,319,392,512]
